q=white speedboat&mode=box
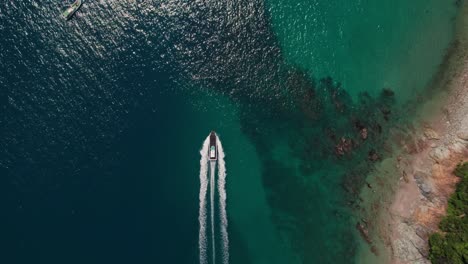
[209,131,217,161]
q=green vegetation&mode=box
[429,162,468,264]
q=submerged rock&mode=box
[356,222,372,244]
[380,107,392,121]
[360,128,368,140]
[382,88,395,97]
[353,120,368,140]
[335,137,353,156]
[368,149,380,161]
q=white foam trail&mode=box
[198,136,210,264]
[216,136,229,264]
[210,161,216,264]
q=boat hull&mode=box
[61,0,82,20]
[209,131,217,161]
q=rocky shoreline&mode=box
[386,2,468,263]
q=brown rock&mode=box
[335,137,353,156]
[457,132,468,141]
[424,128,440,140]
[360,128,368,140]
[430,146,450,162]
[356,222,372,244]
[368,149,380,162]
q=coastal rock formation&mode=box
[413,171,433,200]
[387,127,468,263]
[382,3,468,263]
[429,146,450,162]
[392,222,429,264]
[424,128,440,140]
[458,132,468,141]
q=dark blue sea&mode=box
[0,0,458,263]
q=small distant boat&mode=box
[61,0,82,20]
[209,131,218,161]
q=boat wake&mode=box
[216,137,229,264]
[210,161,216,264]
[198,133,229,264]
[198,136,210,264]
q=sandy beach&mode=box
[384,2,468,263]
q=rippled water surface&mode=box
[0,0,458,263]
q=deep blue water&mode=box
[0,2,266,262]
[0,0,458,263]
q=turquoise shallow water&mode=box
[267,0,457,100]
[250,1,458,262]
[0,0,458,263]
